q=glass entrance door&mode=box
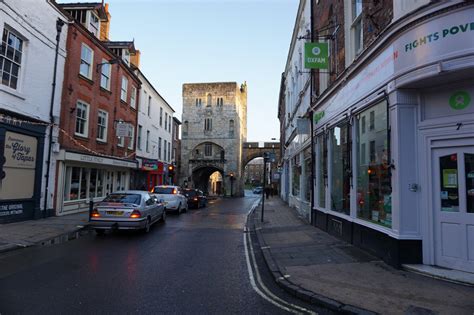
[432,146,474,273]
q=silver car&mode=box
[90,191,165,235]
[152,185,188,214]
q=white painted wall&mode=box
[135,70,174,163]
[0,0,68,211]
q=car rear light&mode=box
[172,189,177,194]
[91,209,100,218]
[193,197,198,201]
[130,209,141,218]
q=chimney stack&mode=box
[130,50,141,68]
[100,3,111,41]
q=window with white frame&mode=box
[75,101,89,137]
[146,130,150,153]
[100,59,111,90]
[137,125,142,150]
[158,137,162,159]
[123,49,130,65]
[168,142,171,161]
[80,43,93,79]
[147,96,151,116]
[88,12,100,37]
[118,135,124,147]
[97,110,108,142]
[127,125,134,150]
[164,140,167,161]
[168,118,171,133]
[352,0,363,55]
[1,28,23,90]
[121,76,128,102]
[130,86,137,109]
[165,113,168,131]
[159,107,163,126]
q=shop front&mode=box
[312,5,474,271]
[0,119,46,223]
[55,151,137,215]
[134,158,164,191]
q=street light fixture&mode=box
[229,172,235,197]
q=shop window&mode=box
[64,167,89,201]
[304,148,312,202]
[465,154,474,213]
[356,101,392,227]
[75,101,89,137]
[80,43,93,79]
[317,134,327,208]
[292,155,300,197]
[330,123,351,215]
[89,169,97,198]
[121,76,128,102]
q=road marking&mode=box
[243,202,317,315]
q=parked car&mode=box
[253,186,263,194]
[183,188,208,209]
[90,191,165,235]
[152,185,188,214]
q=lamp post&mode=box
[261,152,269,222]
[229,172,235,197]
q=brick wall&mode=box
[363,0,393,47]
[59,23,139,159]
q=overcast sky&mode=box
[60,0,299,142]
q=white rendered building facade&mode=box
[0,0,68,222]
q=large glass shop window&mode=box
[64,167,110,201]
[304,148,311,202]
[330,123,351,215]
[317,134,327,208]
[356,102,392,227]
[292,155,301,196]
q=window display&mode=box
[356,101,392,227]
[292,155,300,197]
[317,134,327,208]
[330,123,351,215]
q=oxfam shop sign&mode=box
[304,43,329,69]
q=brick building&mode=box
[54,2,140,215]
[281,0,474,272]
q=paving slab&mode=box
[251,198,474,315]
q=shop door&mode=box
[432,146,474,273]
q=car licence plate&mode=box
[106,211,124,216]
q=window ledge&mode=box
[0,85,26,100]
[78,74,94,85]
[120,100,128,106]
[74,134,89,140]
[96,139,107,144]
[99,87,112,94]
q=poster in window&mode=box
[442,169,458,188]
[0,131,37,200]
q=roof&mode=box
[173,117,182,124]
[57,2,108,20]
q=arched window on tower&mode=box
[207,94,212,107]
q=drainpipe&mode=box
[43,18,64,217]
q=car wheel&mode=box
[183,203,187,213]
[161,209,166,223]
[143,217,151,233]
[95,229,105,236]
[176,204,181,215]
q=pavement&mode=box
[249,197,474,315]
[0,212,89,253]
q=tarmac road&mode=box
[0,194,331,314]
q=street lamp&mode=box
[229,172,235,197]
[261,152,269,222]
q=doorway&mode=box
[432,146,474,273]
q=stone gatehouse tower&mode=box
[181,82,247,197]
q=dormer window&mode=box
[123,49,130,66]
[88,11,100,37]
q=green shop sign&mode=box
[313,111,325,124]
[304,42,329,69]
[449,91,471,110]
